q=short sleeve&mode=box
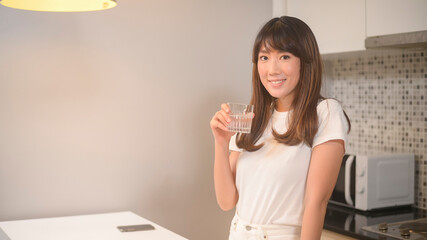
[229,134,243,152]
[312,99,349,150]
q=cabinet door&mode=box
[321,229,357,240]
[285,0,365,54]
[366,0,427,36]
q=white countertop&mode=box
[0,211,188,240]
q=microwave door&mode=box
[344,155,355,206]
[329,154,356,208]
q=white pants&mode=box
[228,214,301,240]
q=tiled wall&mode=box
[323,48,427,209]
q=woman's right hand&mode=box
[210,103,236,144]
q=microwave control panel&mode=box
[355,156,368,210]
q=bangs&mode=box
[253,18,301,62]
[260,33,291,53]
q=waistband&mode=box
[231,213,301,237]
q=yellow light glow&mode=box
[0,0,117,12]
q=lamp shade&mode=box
[0,0,117,12]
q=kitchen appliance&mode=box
[365,30,427,49]
[329,153,415,211]
[362,218,427,240]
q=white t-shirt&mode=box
[229,99,349,226]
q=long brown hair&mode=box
[236,16,350,151]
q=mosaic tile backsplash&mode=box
[323,48,427,209]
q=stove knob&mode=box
[378,223,388,232]
[400,227,410,238]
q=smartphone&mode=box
[117,224,156,232]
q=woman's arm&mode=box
[300,139,345,239]
[210,103,240,211]
[214,149,240,211]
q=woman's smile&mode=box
[268,78,286,87]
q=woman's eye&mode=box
[281,55,290,60]
[259,56,268,61]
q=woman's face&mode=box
[257,46,301,111]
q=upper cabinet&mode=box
[273,0,427,54]
[366,0,427,36]
[273,0,365,54]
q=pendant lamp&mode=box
[0,0,117,12]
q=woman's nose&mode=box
[268,59,281,75]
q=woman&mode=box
[210,16,350,240]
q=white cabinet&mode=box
[273,0,427,54]
[275,0,365,54]
[321,229,357,240]
[366,0,427,36]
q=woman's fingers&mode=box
[211,106,232,131]
[210,103,235,134]
[212,111,228,131]
[218,110,231,125]
[221,103,230,113]
[246,112,255,118]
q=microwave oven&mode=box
[329,153,415,211]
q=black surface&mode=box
[324,203,427,239]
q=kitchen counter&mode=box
[324,203,427,239]
[0,211,187,240]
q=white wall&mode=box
[0,1,271,239]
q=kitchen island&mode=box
[0,211,187,240]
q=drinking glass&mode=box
[227,103,254,134]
